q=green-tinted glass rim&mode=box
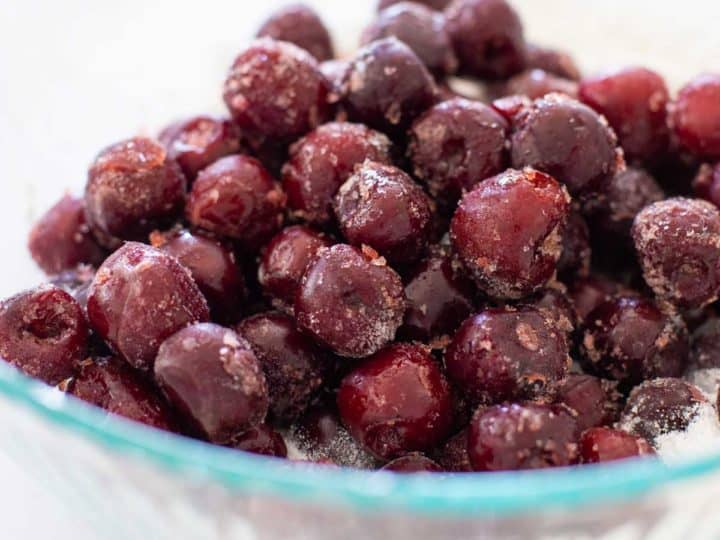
[1,362,718,516]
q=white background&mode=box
[0,0,719,537]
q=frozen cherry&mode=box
[361,2,457,76]
[632,198,720,309]
[669,74,720,159]
[282,122,393,225]
[337,343,453,459]
[525,44,580,81]
[407,98,508,209]
[380,453,442,472]
[70,356,175,431]
[150,229,245,323]
[258,225,332,311]
[28,195,106,275]
[333,161,432,265]
[229,424,287,458]
[377,0,451,10]
[689,317,720,370]
[586,167,664,237]
[467,403,579,471]
[154,322,268,443]
[340,37,437,137]
[568,275,622,322]
[295,244,405,358]
[186,155,285,250]
[491,94,531,124]
[445,0,526,80]
[0,285,87,385]
[399,253,476,343]
[510,93,621,196]
[503,69,579,100]
[450,168,570,299]
[445,307,570,405]
[579,67,670,163]
[519,285,576,337]
[619,378,706,442]
[87,242,209,371]
[693,162,720,209]
[256,4,333,62]
[223,39,331,143]
[579,427,654,463]
[319,59,348,95]
[237,312,330,423]
[556,374,622,433]
[433,429,471,472]
[581,296,688,385]
[158,116,242,181]
[557,211,591,281]
[84,137,186,248]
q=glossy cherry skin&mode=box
[337,343,453,460]
[445,0,526,80]
[255,4,333,62]
[377,0,451,10]
[556,374,622,433]
[581,296,688,386]
[693,162,720,209]
[70,356,176,431]
[568,275,622,322]
[295,244,405,358]
[86,242,210,371]
[579,67,670,164]
[28,195,106,275]
[237,312,331,423]
[229,424,287,458]
[154,323,268,444]
[0,285,88,385]
[399,253,476,343]
[361,2,457,76]
[510,93,620,196]
[619,378,706,442]
[158,115,242,181]
[258,226,333,312]
[503,69,578,100]
[669,74,720,159]
[380,453,442,473]
[340,37,437,137]
[84,137,186,248]
[186,155,285,251]
[467,403,579,471]
[450,168,570,299]
[445,307,570,405]
[151,229,245,323]
[525,44,580,81]
[223,38,331,144]
[579,427,654,463]
[407,98,508,210]
[333,161,432,265]
[632,197,720,309]
[282,122,393,225]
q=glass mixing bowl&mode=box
[3,1,720,538]
[2,362,720,540]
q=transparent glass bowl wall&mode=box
[2,362,720,540]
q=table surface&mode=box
[1,0,718,537]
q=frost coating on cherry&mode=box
[450,168,571,299]
[632,197,720,309]
[333,161,432,265]
[154,322,268,444]
[295,244,405,358]
[86,242,210,371]
[84,137,187,248]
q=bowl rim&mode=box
[1,361,719,517]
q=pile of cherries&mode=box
[5,0,720,473]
